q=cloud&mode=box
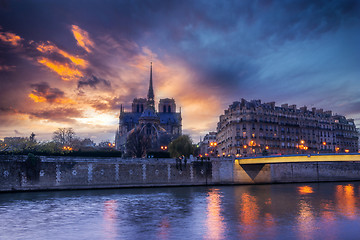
[77,75,111,89]
[0,31,22,46]
[0,65,15,71]
[36,41,88,68]
[0,106,21,114]
[37,57,84,81]
[0,0,359,142]
[28,107,83,123]
[88,96,122,112]
[29,82,75,104]
[71,25,94,53]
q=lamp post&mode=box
[209,142,217,157]
[299,140,308,154]
[249,140,256,156]
[335,147,340,153]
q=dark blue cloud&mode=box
[1,0,360,136]
[77,75,111,89]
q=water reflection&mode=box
[320,201,337,240]
[205,189,224,240]
[336,184,356,219]
[103,200,118,240]
[298,186,314,195]
[297,200,315,240]
[1,183,360,239]
[240,192,259,239]
[157,216,170,240]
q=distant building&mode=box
[217,99,358,156]
[115,63,182,152]
[357,128,360,152]
[199,132,217,157]
[4,137,23,143]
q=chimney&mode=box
[324,110,332,116]
[300,106,307,112]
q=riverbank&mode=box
[1,154,360,192]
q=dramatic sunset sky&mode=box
[0,0,359,143]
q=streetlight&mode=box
[209,142,217,157]
[249,140,256,155]
[161,146,168,151]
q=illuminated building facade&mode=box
[199,132,217,157]
[217,99,358,156]
[115,63,182,152]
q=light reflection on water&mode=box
[205,189,224,240]
[103,200,117,240]
[1,182,360,239]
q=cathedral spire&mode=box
[147,62,155,110]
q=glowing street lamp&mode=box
[265,146,269,150]
[161,146,168,151]
[345,149,350,153]
[62,146,73,151]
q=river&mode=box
[1,182,360,239]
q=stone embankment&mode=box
[1,154,360,192]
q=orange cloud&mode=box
[0,31,22,46]
[28,93,47,103]
[37,41,88,68]
[37,57,84,81]
[29,93,75,104]
[71,25,94,53]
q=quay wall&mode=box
[0,155,212,192]
[1,155,360,192]
[233,160,360,184]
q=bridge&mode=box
[236,153,360,165]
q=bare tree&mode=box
[126,128,151,158]
[53,128,76,146]
[29,132,36,142]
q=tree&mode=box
[29,132,36,142]
[168,135,194,158]
[2,137,36,152]
[36,141,62,154]
[126,128,151,158]
[52,128,75,146]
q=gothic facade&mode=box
[115,63,182,152]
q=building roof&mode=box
[159,112,181,124]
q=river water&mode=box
[1,182,360,240]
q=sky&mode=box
[0,0,359,143]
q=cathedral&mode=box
[115,63,182,153]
